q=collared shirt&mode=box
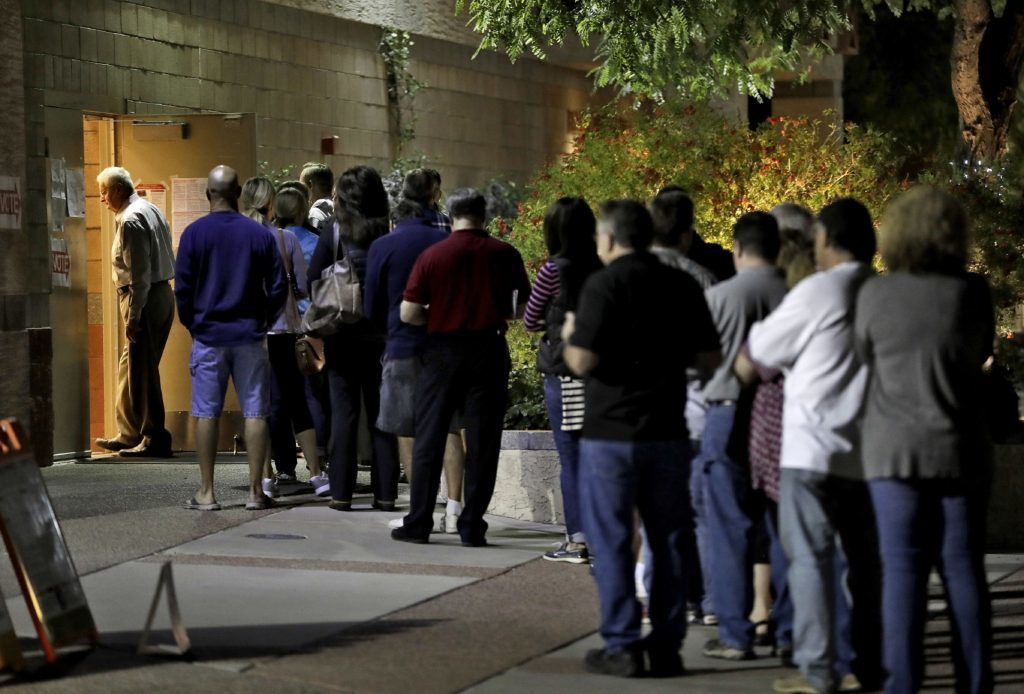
[364,218,449,358]
[422,208,452,234]
[403,228,530,335]
[571,252,720,442]
[702,265,788,402]
[746,262,873,478]
[111,193,175,322]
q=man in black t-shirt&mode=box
[563,200,721,678]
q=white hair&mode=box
[97,166,134,193]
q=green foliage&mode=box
[513,103,903,270]
[257,161,296,188]
[504,325,548,430]
[379,27,426,159]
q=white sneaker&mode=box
[309,473,330,497]
[388,517,404,529]
[444,513,459,534]
[262,477,280,498]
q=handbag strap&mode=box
[275,227,303,333]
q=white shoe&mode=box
[262,477,280,498]
[309,473,330,497]
[444,513,459,534]
[388,517,404,530]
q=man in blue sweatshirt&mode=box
[174,165,286,511]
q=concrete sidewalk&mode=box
[0,460,1022,692]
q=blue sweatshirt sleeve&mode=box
[265,238,287,323]
[363,240,387,331]
[173,230,195,331]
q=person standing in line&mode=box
[654,186,736,283]
[392,188,531,546]
[421,169,452,234]
[856,186,994,694]
[95,166,176,458]
[522,196,604,564]
[308,166,399,511]
[365,169,466,530]
[736,198,884,693]
[299,163,334,234]
[699,212,788,662]
[174,165,286,510]
[240,176,275,227]
[562,199,721,677]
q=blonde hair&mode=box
[240,176,275,224]
[97,166,134,193]
[880,186,968,274]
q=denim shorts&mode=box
[377,355,463,437]
[190,338,271,419]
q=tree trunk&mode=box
[950,0,1024,161]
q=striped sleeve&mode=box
[522,260,561,332]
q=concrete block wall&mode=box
[23,0,595,188]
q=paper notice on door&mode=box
[49,159,66,231]
[65,168,85,218]
[171,177,208,247]
[136,182,168,216]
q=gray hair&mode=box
[97,166,134,193]
[770,202,814,241]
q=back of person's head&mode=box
[240,176,275,223]
[598,199,654,251]
[299,163,333,198]
[771,203,814,241]
[777,228,816,288]
[816,198,877,264]
[733,211,780,262]
[650,188,695,248]
[274,187,307,228]
[446,188,487,226]
[543,197,597,260]
[879,186,967,274]
[395,169,434,221]
[334,166,390,248]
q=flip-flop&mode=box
[184,497,221,511]
[245,495,276,511]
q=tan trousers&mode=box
[114,282,175,447]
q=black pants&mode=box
[325,336,399,502]
[267,333,315,476]
[404,332,510,541]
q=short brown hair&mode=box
[880,186,968,274]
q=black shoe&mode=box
[119,445,173,458]
[775,644,795,668]
[373,499,396,512]
[460,536,487,547]
[391,526,429,544]
[583,647,644,678]
[646,648,685,678]
[95,437,137,452]
[328,499,352,511]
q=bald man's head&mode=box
[207,165,241,211]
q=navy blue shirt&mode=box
[174,210,286,346]
[364,218,449,358]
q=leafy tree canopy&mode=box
[455,0,1007,100]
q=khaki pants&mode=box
[114,282,175,447]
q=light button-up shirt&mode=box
[111,193,175,322]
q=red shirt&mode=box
[403,229,531,335]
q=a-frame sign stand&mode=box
[0,419,98,667]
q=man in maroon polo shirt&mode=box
[393,188,531,546]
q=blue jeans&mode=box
[543,375,584,543]
[700,404,760,648]
[687,439,713,615]
[869,478,992,694]
[764,502,794,649]
[781,469,883,691]
[580,438,691,653]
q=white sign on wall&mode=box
[0,176,21,230]
[50,238,70,288]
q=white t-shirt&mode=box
[746,261,871,479]
[307,198,334,233]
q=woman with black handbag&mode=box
[307,166,399,511]
[523,197,603,563]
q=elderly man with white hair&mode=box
[95,166,176,457]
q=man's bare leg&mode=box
[245,417,270,503]
[398,436,414,486]
[442,432,465,530]
[194,417,218,505]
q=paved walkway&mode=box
[0,460,1021,692]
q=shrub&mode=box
[498,102,904,429]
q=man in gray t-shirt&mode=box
[698,212,787,661]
